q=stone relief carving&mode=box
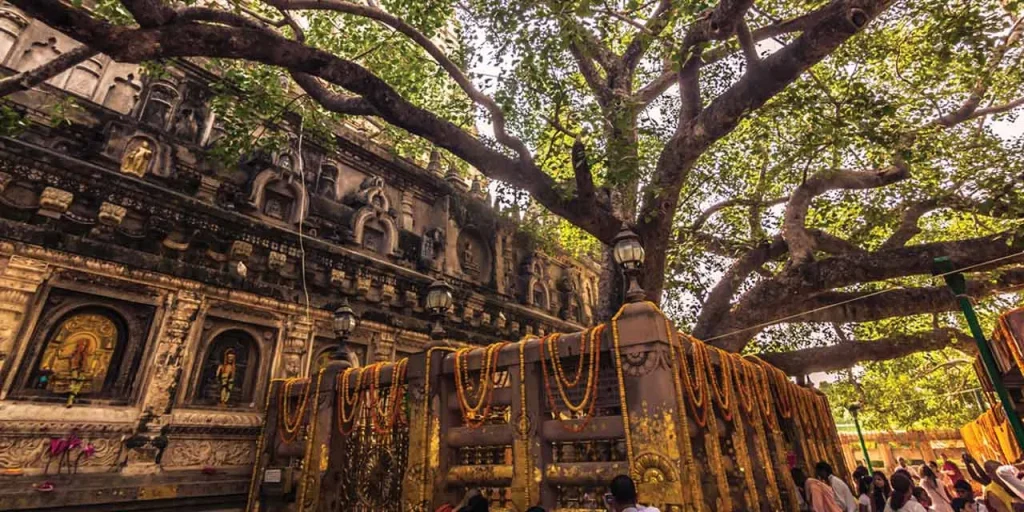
[0,9,28,63]
[120,138,154,178]
[98,202,127,226]
[102,72,142,114]
[39,186,73,213]
[163,438,256,468]
[0,255,49,362]
[65,56,104,99]
[18,37,64,86]
[138,291,203,421]
[0,435,121,470]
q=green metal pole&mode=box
[852,412,872,470]
[934,256,1024,452]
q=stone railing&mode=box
[251,303,849,512]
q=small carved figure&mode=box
[172,107,199,142]
[215,349,237,405]
[121,140,153,177]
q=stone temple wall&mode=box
[0,3,601,509]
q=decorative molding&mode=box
[162,437,256,468]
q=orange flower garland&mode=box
[730,354,756,415]
[674,332,710,428]
[279,377,311,443]
[704,345,734,422]
[539,326,604,432]
[337,366,366,435]
[454,342,507,428]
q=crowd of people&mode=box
[433,452,1024,512]
[794,454,1024,512]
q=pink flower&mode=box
[48,439,67,457]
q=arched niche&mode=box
[21,307,130,402]
[0,9,28,65]
[65,55,105,99]
[140,81,179,129]
[352,208,398,255]
[248,169,308,225]
[277,153,296,173]
[192,329,261,407]
[456,227,493,281]
[529,279,550,311]
[350,177,398,255]
[317,164,339,200]
[119,135,158,178]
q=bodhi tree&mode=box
[6,0,1024,379]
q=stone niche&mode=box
[7,287,158,407]
[180,316,277,411]
[456,227,492,283]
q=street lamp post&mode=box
[426,279,454,341]
[332,298,358,362]
[612,225,646,303]
[848,402,872,470]
[934,256,1024,452]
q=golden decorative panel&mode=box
[32,313,119,399]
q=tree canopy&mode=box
[7,0,1024,397]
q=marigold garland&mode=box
[337,366,367,435]
[454,342,507,428]
[539,326,604,432]
[279,377,311,444]
[704,345,733,422]
[730,354,756,415]
[675,332,710,428]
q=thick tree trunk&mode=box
[596,246,624,322]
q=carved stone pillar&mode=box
[371,329,396,363]
[0,255,50,367]
[281,317,313,378]
[137,290,204,421]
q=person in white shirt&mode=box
[817,461,858,512]
[994,464,1024,501]
[884,473,928,512]
[604,475,661,512]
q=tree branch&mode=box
[879,198,942,250]
[0,45,97,97]
[621,0,675,73]
[572,138,595,203]
[783,158,910,264]
[266,0,534,163]
[710,232,1024,350]
[692,236,788,338]
[736,19,760,68]
[635,6,837,105]
[759,328,976,375]
[120,0,175,27]
[636,0,895,302]
[690,194,788,232]
[932,16,1024,128]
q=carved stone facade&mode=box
[0,4,599,510]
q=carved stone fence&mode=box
[251,303,849,512]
